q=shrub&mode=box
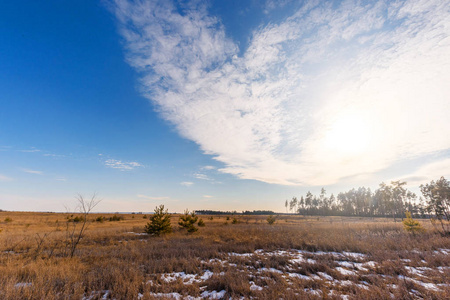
[95,216,105,223]
[267,215,276,225]
[231,217,239,224]
[198,219,205,227]
[65,193,101,258]
[4,217,12,223]
[71,216,84,223]
[109,215,123,222]
[178,210,199,233]
[402,211,423,235]
[144,205,172,236]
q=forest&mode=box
[285,177,450,233]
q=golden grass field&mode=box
[0,211,449,299]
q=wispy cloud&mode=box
[203,195,213,198]
[112,0,450,186]
[263,0,293,14]
[22,168,43,175]
[43,153,65,158]
[399,158,450,186]
[137,194,170,200]
[104,159,142,171]
[0,174,12,181]
[180,181,194,187]
[18,148,41,153]
[201,165,216,170]
[193,173,211,181]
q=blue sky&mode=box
[1,0,449,212]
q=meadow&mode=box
[0,211,449,299]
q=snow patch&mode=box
[335,267,357,276]
[201,290,226,299]
[160,270,217,285]
[258,267,283,274]
[14,282,32,288]
[318,272,333,281]
[249,281,263,291]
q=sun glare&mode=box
[324,114,372,157]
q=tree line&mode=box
[195,210,275,215]
[285,177,450,230]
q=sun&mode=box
[323,113,372,157]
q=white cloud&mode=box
[0,174,12,181]
[43,153,65,158]
[137,194,170,200]
[193,173,211,181]
[203,195,213,198]
[399,158,450,186]
[263,0,293,15]
[202,165,216,170]
[112,0,450,186]
[18,148,41,153]
[104,159,142,170]
[22,169,43,175]
[180,181,194,186]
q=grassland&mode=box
[0,211,449,299]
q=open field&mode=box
[0,212,449,299]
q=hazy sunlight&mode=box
[324,114,373,157]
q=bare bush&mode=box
[65,193,101,257]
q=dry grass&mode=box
[0,212,449,299]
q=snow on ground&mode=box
[335,267,357,276]
[200,290,226,299]
[258,267,283,274]
[14,282,32,288]
[126,232,148,236]
[249,281,263,291]
[160,270,216,285]
[82,290,110,300]
[318,272,334,280]
[287,272,313,280]
[149,292,194,300]
[88,248,450,299]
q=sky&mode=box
[1,0,449,213]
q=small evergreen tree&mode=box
[145,205,172,236]
[198,218,205,227]
[178,210,199,233]
[402,211,423,235]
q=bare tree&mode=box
[65,193,101,257]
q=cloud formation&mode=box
[22,169,43,175]
[112,0,450,185]
[0,174,12,181]
[104,159,142,170]
[18,148,41,153]
[137,194,169,200]
[400,158,450,186]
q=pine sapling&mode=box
[402,211,423,235]
[145,205,172,236]
[178,210,199,233]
